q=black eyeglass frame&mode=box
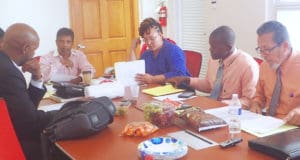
[255,43,282,55]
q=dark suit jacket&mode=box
[0,51,54,159]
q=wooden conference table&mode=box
[45,86,274,160]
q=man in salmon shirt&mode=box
[250,21,300,126]
[166,26,259,109]
[40,27,95,84]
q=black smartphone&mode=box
[178,91,196,98]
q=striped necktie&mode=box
[210,61,224,100]
[269,67,282,116]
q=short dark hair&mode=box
[257,21,290,45]
[139,18,162,37]
[209,25,235,47]
[56,27,74,41]
[0,27,4,38]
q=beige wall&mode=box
[207,0,271,57]
[0,0,70,56]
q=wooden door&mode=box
[69,0,139,77]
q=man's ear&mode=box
[22,43,31,55]
[281,41,290,50]
[224,43,233,52]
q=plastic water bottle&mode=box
[228,94,242,139]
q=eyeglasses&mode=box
[255,44,281,55]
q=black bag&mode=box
[52,81,85,99]
[44,96,116,142]
[248,129,300,160]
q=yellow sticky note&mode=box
[142,84,184,96]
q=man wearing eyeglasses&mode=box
[134,18,190,84]
[250,21,300,125]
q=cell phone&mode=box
[178,91,196,98]
[219,138,243,148]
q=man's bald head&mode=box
[209,26,236,60]
[209,26,235,47]
[2,23,39,65]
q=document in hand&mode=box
[142,84,184,96]
[114,60,145,86]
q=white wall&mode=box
[0,0,70,55]
[139,0,158,22]
[139,0,272,58]
[0,0,274,57]
[206,0,269,57]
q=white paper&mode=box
[242,116,285,134]
[168,130,217,150]
[38,103,65,112]
[50,74,76,82]
[49,95,84,103]
[205,106,286,134]
[114,60,145,86]
[84,81,124,99]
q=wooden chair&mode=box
[0,98,25,160]
[184,50,203,77]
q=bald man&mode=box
[0,23,56,160]
[166,26,259,108]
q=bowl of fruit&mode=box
[143,101,175,128]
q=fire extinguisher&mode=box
[159,5,167,27]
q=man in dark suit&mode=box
[0,23,55,160]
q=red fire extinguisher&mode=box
[159,5,167,27]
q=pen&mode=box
[176,106,192,110]
[184,130,213,144]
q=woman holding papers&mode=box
[134,18,190,85]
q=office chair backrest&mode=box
[0,98,25,160]
[184,50,202,77]
[253,57,263,65]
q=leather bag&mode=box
[248,128,300,160]
[44,96,116,142]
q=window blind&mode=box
[181,0,210,78]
